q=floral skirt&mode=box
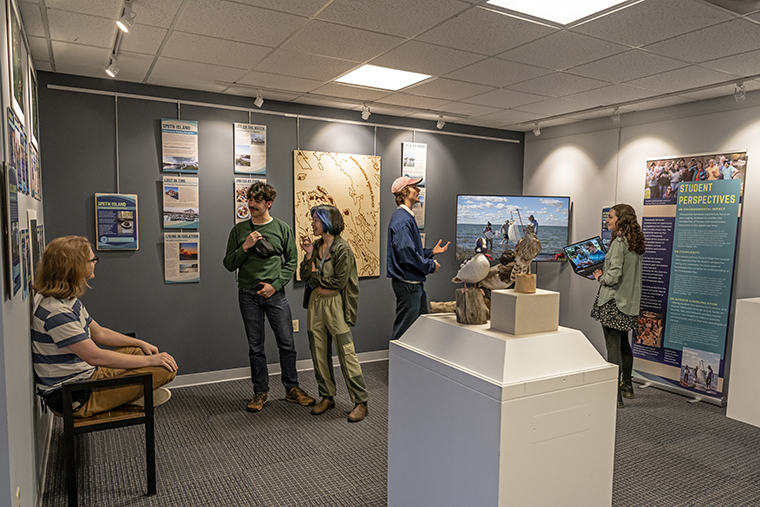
[590,287,638,331]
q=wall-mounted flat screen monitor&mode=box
[456,195,570,262]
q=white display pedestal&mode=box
[388,314,618,507]
[727,298,760,427]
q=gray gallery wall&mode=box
[38,72,524,378]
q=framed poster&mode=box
[5,164,21,296]
[402,142,426,186]
[28,56,39,147]
[95,193,139,250]
[164,232,200,283]
[234,123,266,174]
[234,177,265,224]
[6,0,25,125]
[161,119,198,173]
[162,176,199,229]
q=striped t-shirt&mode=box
[31,297,96,395]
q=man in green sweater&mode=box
[224,182,315,412]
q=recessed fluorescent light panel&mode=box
[336,65,430,91]
[486,0,629,25]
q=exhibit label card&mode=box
[234,123,266,175]
[164,232,200,283]
[95,193,138,250]
[402,142,426,187]
[234,177,265,223]
[163,176,199,229]
[6,165,21,296]
[161,119,199,173]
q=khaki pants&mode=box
[74,346,176,419]
[307,293,368,404]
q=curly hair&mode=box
[611,204,646,255]
[394,184,418,206]
[32,236,93,299]
[246,181,277,202]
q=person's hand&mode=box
[432,239,450,255]
[257,282,276,298]
[242,231,262,251]
[137,340,158,356]
[433,259,441,273]
[147,352,178,372]
[593,269,602,280]
[301,236,314,257]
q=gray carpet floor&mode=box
[42,360,760,506]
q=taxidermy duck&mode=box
[479,248,516,290]
[452,239,491,286]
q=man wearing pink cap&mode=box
[387,176,450,340]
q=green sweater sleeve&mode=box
[273,225,297,292]
[223,226,247,272]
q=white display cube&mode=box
[727,297,760,427]
[388,314,617,507]
[490,288,560,335]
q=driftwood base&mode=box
[515,273,537,293]
[455,287,490,325]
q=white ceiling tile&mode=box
[51,40,109,69]
[532,117,579,128]
[47,9,115,48]
[571,0,734,47]
[254,49,359,81]
[462,88,547,108]
[177,1,307,46]
[45,0,120,18]
[224,86,301,102]
[376,93,451,109]
[106,51,155,83]
[281,20,404,62]
[236,71,323,93]
[627,96,695,111]
[700,49,760,77]
[19,2,44,37]
[404,78,495,100]
[369,41,484,76]
[437,102,501,117]
[28,36,49,62]
[148,57,249,92]
[317,0,469,38]
[162,32,271,69]
[508,72,609,98]
[466,108,540,127]
[132,0,185,29]
[418,7,557,56]
[513,98,588,116]
[677,81,760,101]
[310,83,393,102]
[35,61,53,72]
[498,31,628,72]
[644,18,760,63]
[568,49,689,84]
[231,0,333,17]
[119,25,167,56]
[561,85,657,108]
[626,66,739,93]
[444,58,552,87]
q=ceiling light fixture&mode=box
[105,58,120,78]
[734,82,746,102]
[336,65,431,91]
[611,107,621,123]
[532,123,541,136]
[116,2,136,33]
[486,0,629,25]
[361,105,371,121]
[254,91,264,108]
[437,116,445,130]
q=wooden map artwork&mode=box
[294,150,381,279]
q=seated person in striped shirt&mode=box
[31,236,177,418]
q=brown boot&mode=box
[246,393,268,412]
[348,402,368,423]
[286,385,316,406]
[311,397,335,415]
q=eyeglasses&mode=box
[90,256,99,264]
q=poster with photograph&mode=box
[7,0,25,124]
[95,193,138,250]
[161,119,198,173]
[6,165,20,296]
[601,206,612,250]
[413,186,425,229]
[21,228,28,299]
[36,224,44,264]
[28,209,38,283]
[234,177,265,223]
[402,142,427,186]
[164,232,200,283]
[163,176,199,229]
[8,108,27,195]
[28,58,39,147]
[234,123,266,175]
[30,143,40,200]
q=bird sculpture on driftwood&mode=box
[509,224,541,285]
[452,240,491,286]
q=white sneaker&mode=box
[129,387,172,408]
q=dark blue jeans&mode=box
[391,278,428,340]
[238,289,299,394]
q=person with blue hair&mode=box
[300,205,368,422]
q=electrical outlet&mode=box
[292,319,299,333]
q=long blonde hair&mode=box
[32,236,93,299]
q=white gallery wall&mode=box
[523,91,760,380]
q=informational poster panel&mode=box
[95,194,139,250]
[162,176,199,229]
[234,123,266,175]
[164,232,200,283]
[30,142,40,200]
[413,186,425,229]
[234,177,265,224]
[402,142,426,186]
[601,206,612,250]
[161,119,198,173]
[6,1,25,124]
[5,164,20,296]
[294,150,381,279]
[8,108,27,195]
[21,228,29,299]
[635,152,745,403]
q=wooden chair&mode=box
[61,373,155,507]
